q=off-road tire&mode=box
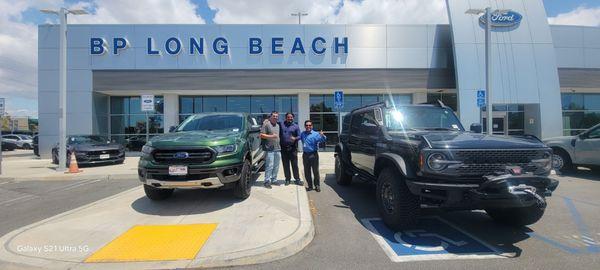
[233,159,252,199]
[335,154,352,185]
[376,168,420,230]
[486,205,545,226]
[143,185,174,200]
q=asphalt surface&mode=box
[1,168,599,270]
[225,169,600,270]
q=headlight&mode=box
[213,144,237,156]
[141,145,154,158]
[427,153,447,171]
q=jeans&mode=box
[302,152,320,188]
[264,150,281,184]
[281,149,300,181]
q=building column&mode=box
[163,94,178,133]
[297,92,310,152]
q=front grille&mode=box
[450,149,547,176]
[84,149,122,160]
[152,148,215,165]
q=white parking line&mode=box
[61,179,103,192]
[0,194,36,206]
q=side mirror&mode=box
[250,124,261,132]
[470,123,482,133]
[168,126,177,132]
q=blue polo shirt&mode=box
[300,130,326,153]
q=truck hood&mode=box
[149,130,241,148]
[396,132,547,149]
[543,136,574,143]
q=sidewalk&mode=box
[0,151,139,181]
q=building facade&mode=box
[36,0,600,157]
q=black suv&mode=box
[335,102,558,230]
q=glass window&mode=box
[110,115,127,134]
[344,95,362,111]
[584,94,600,110]
[583,112,600,128]
[587,126,600,139]
[129,115,147,134]
[323,95,334,112]
[310,95,324,112]
[387,94,412,106]
[322,114,339,131]
[562,112,584,130]
[177,114,243,132]
[203,96,227,112]
[179,114,192,124]
[274,96,298,114]
[227,96,251,113]
[361,95,379,107]
[154,96,164,114]
[110,97,127,114]
[148,115,164,133]
[129,97,142,114]
[310,114,323,131]
[180,97,194,114]
[562,94,584,110]
[508,112,524,130]
[252,96,275,113]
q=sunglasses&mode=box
[305,124,312,127]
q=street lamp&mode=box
[465,8,510,135]
[40,8,88,171]
[291,12,308,24]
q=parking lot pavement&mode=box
[231,154,600,270]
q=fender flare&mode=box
[374,153,415,179]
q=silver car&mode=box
[544,124,600,172]
[2,134,33,149]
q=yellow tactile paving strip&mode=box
[85,224,218,262]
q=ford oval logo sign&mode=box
[480,11,522,27]
[143,99,153,103]
[173,152,189,159]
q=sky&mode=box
[1,0,599,118]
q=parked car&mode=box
[138,112,265,200]
[1,139,18,151]
[544,123,600,172]
[334,102,558,230]
[33,135,39,156]
[2,134,33,149]
[52,135,125,166]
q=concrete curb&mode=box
[0,185,315,269]
[190,185,315,268]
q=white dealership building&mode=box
[37,0,600,157]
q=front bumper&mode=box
[138,163,244,189]
[406,173,559,209]
[75,152,125,165]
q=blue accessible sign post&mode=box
[477,90,486,108]
[334,90,344,109]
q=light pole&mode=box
[466,8,510,135]
[40,8,88,171]
[291,12,308,24]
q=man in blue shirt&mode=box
[279,112,302,186]
[300,120,327,192]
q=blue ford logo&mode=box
[143,99,153,103]
[173,152,189,159]
[480,11,522,27]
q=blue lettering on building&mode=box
[90,38,105,55]
[113,37,127,55]
[147,37,160,55]
[271,37,284,55]
[90,36,349,56]
[189,37,204,55]
[165,37,181,55]
[249,38,262,54]
[213,37,228,55]
[312,37,326,54]
[291,37,305,54]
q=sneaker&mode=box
[294,180,303,186]
[271,180,279,186]
[306,186,313,191]
[315,186,321,192]
[264,182,272,189]
[285,180,291,186]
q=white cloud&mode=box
[208,0,448,24]
[548,6,600,26]
[68,0,205,24]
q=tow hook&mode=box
[508,184,547,208]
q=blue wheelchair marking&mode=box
[362,217,506,262]
[563,197,600,253]
[527,232,582,254]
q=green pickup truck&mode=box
[138,112,265,200]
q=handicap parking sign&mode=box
[334,90,344,109]
[362,217,508,262]
[477,90,486,108]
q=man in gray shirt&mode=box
[260,111,281,189]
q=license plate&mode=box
[99,154,110,159]
[169,165,188,176]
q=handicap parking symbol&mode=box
[362,217,509,262]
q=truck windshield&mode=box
[385,106,464,132]
[177,114,243,132]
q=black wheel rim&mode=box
[381,182,395,214]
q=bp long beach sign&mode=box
[90,36,349,56]
[479,10,523,27]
